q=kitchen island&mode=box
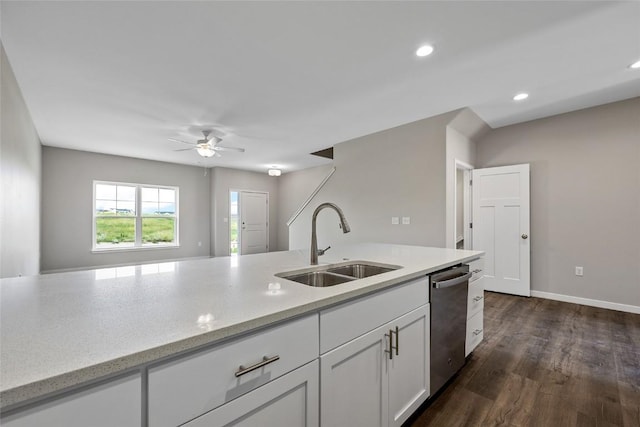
[0,243,483,425]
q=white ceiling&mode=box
[2,1,639,173]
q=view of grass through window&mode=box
[230,191,239,254]
[95,183,177,248]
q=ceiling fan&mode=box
[169,130,245,158]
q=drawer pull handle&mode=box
[472,329,483,336]
[473,269,483,274]
[473,296,484,302]
[235,355,280,378]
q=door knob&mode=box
[521,234,528,239]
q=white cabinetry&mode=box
[148,314,318,427]
[320,277,430,427]
[466,257,485,356]
[184,360,318,427]
[1,374,141,427]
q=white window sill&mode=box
[92,244,180,254]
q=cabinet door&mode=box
[184,360,318,427]
[388,305,430,427]
[321,323,389,427]
[2,374,141,427]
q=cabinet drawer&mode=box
[465,311,484,357]
[183,360,319,427]
[320,277,428,353]
[148,314,319,427]
[467,277,485,319]
[467,257,484,283]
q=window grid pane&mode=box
[142,218,175,245]
[95,217,136,247]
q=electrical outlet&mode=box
[391,217,399,225]
[402,216,411,225]
[575,266,583,276]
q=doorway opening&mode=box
[454,160,473,250]
[229,191,239,255]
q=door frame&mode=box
[454,159,474,250]
[229,189,269,256]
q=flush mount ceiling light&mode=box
[513,93,529,101]
[630,59,640,69]
[268,169,281,177]
[415,44,434,57]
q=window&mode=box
[94,181,178,250]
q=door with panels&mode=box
[472,164,530,296]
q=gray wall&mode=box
[477,97,640,307]
[210,167,279,257]
[41,147,211,271]
[287,110,458,251]
[1,44,42,278]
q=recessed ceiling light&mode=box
[416,45,434,57]
[630,60,640,69]
[513,93,529,101]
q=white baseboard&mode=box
[531,291,640,315]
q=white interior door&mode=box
[472,164,530,296]
[240,191,268,255]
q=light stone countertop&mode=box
[0,243,482,410]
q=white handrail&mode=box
[286,167,336,227]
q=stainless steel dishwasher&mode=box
[430,264,472,395]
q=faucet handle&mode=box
[318,246,331,256]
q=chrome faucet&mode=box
[310,202,351,265]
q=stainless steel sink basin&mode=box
[283,271,355,287]
[325,264,397,279]
[276,261,401,287]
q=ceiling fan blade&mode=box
[168,138,195,146]
[213,145,245,153]
[173,148,195,152]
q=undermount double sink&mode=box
[276,261,402,287]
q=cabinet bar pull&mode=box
[394,326,399,356]
[473,296,484,302]
[235,355,280,377]
[385,329,396,360]
[472,329,483,336]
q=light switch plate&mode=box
[391,217,399,225]
[402,217,411,225]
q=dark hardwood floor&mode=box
[409,292,640,426]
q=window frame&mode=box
[92,180,179,252]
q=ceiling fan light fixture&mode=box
[415,44,434,57]
[513,93,529,101]
[196,145,215,157]
[268,169,282,177]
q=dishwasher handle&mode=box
[432,272,472,289]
